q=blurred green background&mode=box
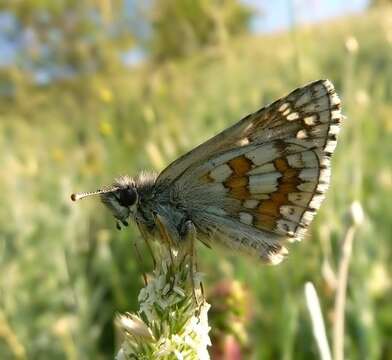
[0,0,391,359]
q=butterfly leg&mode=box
[154,212,181,266]
[135,219,157,268]
[153,212,202,305]
[180,219,201,306]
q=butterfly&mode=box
[71,79,343,265]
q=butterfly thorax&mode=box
[134,173,192,242]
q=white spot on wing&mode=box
[239,212,253,225]
[287,112,300,121]
[248,163,276,175]
[301,211,316,226]
[286,151,318,169]
[288,192,313,207]
[209,164,232,181]
[329,94,340,106]
[304,115,317,125]
[249,172,281,194]
[331,110,341,121]
[323,79,334,92]
[319,168,331,184]
[280,205,304,222]
[245,143,279,166]
[249,182,278,194]
[253,172,282,184]
[320,156,331,168]
[324,140,337,153]
[316,182,329,193]
[279,102,290,112]
[309,194,325,209]
[237,137,250,146]
[243,199,259,209]
[296,129,308,139]
[330,93,340,106]
[329,124,340,135]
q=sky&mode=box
[243,0,369,33]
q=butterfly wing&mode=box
[157,80,343,263]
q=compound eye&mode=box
[118,188,137,207]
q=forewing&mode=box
[156,80,340,188]
[168,80,343,263]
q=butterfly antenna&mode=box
[70,187,116,201]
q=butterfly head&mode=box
[71,176,138,229]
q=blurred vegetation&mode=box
[0,1,392,359]
[371,0,392,7]
[148,0,253,61]
[0,0,136,80]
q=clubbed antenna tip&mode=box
[70,187,117,202]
